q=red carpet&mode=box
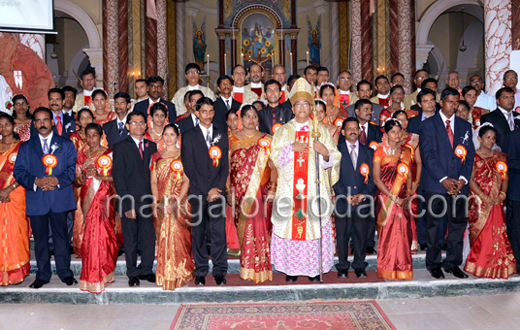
[170,301,396,330]
[187,270,384,287]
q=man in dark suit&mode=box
[346,81,384,126]
[214,75,241,131]
[14,107,78,289]
[181,97,229,286]
[420,87,475,279]
[481,87,519,149]
[407,89,437,135]
[177,90,204,134]
[258,79,294,134]
[103,92,131,148]
[334,118,375,278]
[407,88,444,251]
[112,111,158,287]
[133,76,177,123]
[409,79,441,113]
[31,88,76,139]
[61,85,78,118]
[505,128,520,272]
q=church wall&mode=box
[54,18,89,78]
[67,0,103,37]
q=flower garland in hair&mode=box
[239,103,253,111]
[253,99,267,108]
[476,122,494,135]
[319,82,335,89]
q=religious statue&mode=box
[192,16,207,74]
[0,75,13,114]
[242,17,275,70]
[307,16,321,66]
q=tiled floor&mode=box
[1,293,520,330]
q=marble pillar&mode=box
[351,0,362,84]
[360,0,373,83]
[131,0,142,84]
[376,0,387,76]
[145,0,158,78]
[397,0,413,93]
[157,0,168,97]
[484,0,512,96]
[176,1,185,89]
[389,0,398,76]
[329,1,339,81]
[167,0,177,96]
[84,48,104,89]
[512,0,520,49]
[338,1,349,73]
[103,0,119,97]
[118,0,129,94]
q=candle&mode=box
[206,54,210,75]
[241,53,244,66]
[289,52,293,75]
[306,51,309,66]
[224,53,227,75]
[272,50,275,66]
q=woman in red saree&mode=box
[144,103,168,151]
[393,110,422,254]
[91,90,116,126]
[462,86,490,127]
[374,119,414,280]
[151,123,194,290]
[70,108,94,257]
[75,123,118,293]
[227,105,277,283]
[315,99,340,145]
[225,109,240,256]
[0,113,30,285]
[464,125,516,278]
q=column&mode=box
[145,0,158,78]
[484,0,512,96]
[103,0,119,97]
[83,48,104,89]
[176,1,185,89]
[118,0,129,94]
[389,0,398,75]
[360,0,373,83]
[329,1,339,80]
[157,0,168,97]
[351,0,362,84]
[397,0,414,93]
[167,0,177,96]
[338,1,349,72]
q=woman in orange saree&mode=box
[227,105,276,283]
[464,125,516,278]
[70,108,94,257]
[393,110,422,254]
[0,113,30,285]
[75,123,118,293]
[374,119,414,280]
[144,103,168,152]
[151,124,194,290]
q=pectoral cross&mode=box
[297,155,305,167]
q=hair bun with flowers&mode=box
[476,121,494,135]
[319,82,335,89]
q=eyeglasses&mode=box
[129,121,146,126]
[186,70,200,75]
[339,77,352,81]
[505,76,518,81]
[294,102,311,109]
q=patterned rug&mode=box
[170,301,396,330]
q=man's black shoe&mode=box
[194,276,205,286]
[445,266,468,278]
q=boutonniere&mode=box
[461,131,470,145]
[211,134,222,146]
[145,143,149,148]
[50,142,60,154]
[65,122,72,130]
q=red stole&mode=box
[378,97,390,108]
[233,92,244,103]
[292,130,309,240]
[251,88,262,98]
[280,91,286,103]
[339,94,350,109]
[84,95,91,105]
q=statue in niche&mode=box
[242,15,275,71]
[192,16,207,74]
[307,16,321,67]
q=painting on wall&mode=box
[241,13,275,70]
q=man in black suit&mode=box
[481,87,519,149]
[407,89,437,135]
[409,79,441,113]
[133,76,177,123]
[112,111,158,287]
[103,92,131,148]
[420,87,475,279]
[334,118,375,278]
[505,128,520,272]
[61,85,78,118]
[346,81,384,126]
[31,88,76,139]
[14,107,78,288]
[214,75,241,130]
[177,90,204,134]
[258,79,294,134]
[181,97,229,286]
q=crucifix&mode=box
[297,155,305,167]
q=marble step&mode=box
[29,252,432,277]
[2,270,519,305]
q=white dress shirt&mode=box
[220,95,233,110]
[200,124,213,148]
[117,114,128,127]
[498,106,515,131]
[191,113,199,127]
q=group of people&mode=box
[1,62,520,294]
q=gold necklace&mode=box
[88,147,104,159]
[243,131,257,138]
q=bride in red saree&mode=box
[227,105,276,283]
[0,113,30,285]
[75,123,118,293]
[464,125,516,279]
[151,124,194,290]
[374,119,414,280]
